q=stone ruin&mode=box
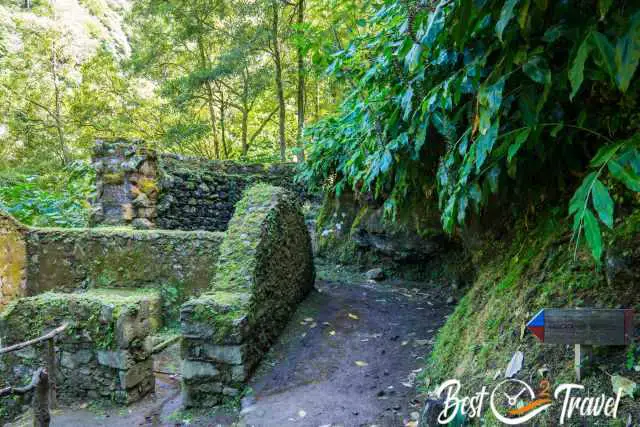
[0,140,314,420]
[91,140,303,231]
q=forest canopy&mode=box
[1,0,639,261]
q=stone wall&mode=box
[180,184,314,407]
[0,211,27,309]
[91,139,302,231]
[25,228,224,300]
[0,290,160,406]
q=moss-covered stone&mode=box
[0,289,160,407]
[425,209,640,425]
[180,183,314,407]
[0,210,27,309]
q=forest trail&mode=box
[42,264,452,427]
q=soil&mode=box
[30,263,454,427]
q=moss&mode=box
[103,172,125,185]
[137,176,158,196]
[0,289,160,350]
[425,210,640,425]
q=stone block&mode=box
[181,360,220,382]
[97,350,136,370]
[119,358,153,389]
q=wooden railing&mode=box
[0,323,67,427]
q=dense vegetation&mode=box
[301,0,640,263]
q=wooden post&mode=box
[32,368,50,427]
[575,344,582,382]
[46,339,56,409]
[574,344,592,382]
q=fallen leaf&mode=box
[355,360,368,367]
[405,422,418,427]
[612,374,637,398]
[329,330,336,336]
[401,382,413,388]
[304,317,313,322]
[414,339,429,346]
[298,410,306,418]
[401,340,409,346]
[301,332,307,338]
[310,322,317,328]
[348,313,359,320]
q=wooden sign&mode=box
[527,308,634,346]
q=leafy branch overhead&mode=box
[300,0,640,263]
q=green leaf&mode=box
[583,209,603,261]
[507,128,530,163]
[569,172,597,215]
[496,0,519,42]
[591,179,614,228]
[591,32,616,80]
[589,142,622,167]
[401,86,414,121]
[475,120,499,171]
[420,3,445,48]
[523,56,551,84]
[614,34,640,92]
[609,160,640,191]
[405,43,423,73]
[569,35,592,99]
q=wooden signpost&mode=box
[527,308,634,381]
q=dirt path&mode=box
[41,267,452,427]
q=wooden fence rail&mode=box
[0,323,67,427]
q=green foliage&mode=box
[0,162,94,227]
[301,0,640,262]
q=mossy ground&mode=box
[425,209,640,426]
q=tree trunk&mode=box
[296,0,305,161]
[50,43,68,166]
[198,38,220,160]
[241,107,249,157]
[272,2,286,162]
[219,92,228,158]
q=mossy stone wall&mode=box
[0,290,160,411]
[180,184,314,407]
[0,211,28,309]
[91,140,303,231]
[25,227,224,297]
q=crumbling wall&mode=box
[0,211,28,309]
[180,184,314,407]
[0,290,160,405]
[91,139,303,231]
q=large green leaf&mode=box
[609,160,640,191]
[591,178,614,228]
[614,34,640,92]
[583,209,603,261]
[569,34,592,99]
[507,128,530,163]
[420,2,445,48]
[523,56,550,84]
[475,120,499,171]
[591,32,616,80]
[496,0,519,42]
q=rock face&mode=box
[91,139,304,231]
[0,290,161,404]
[315,190,469,281]
[180,184,315,407]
